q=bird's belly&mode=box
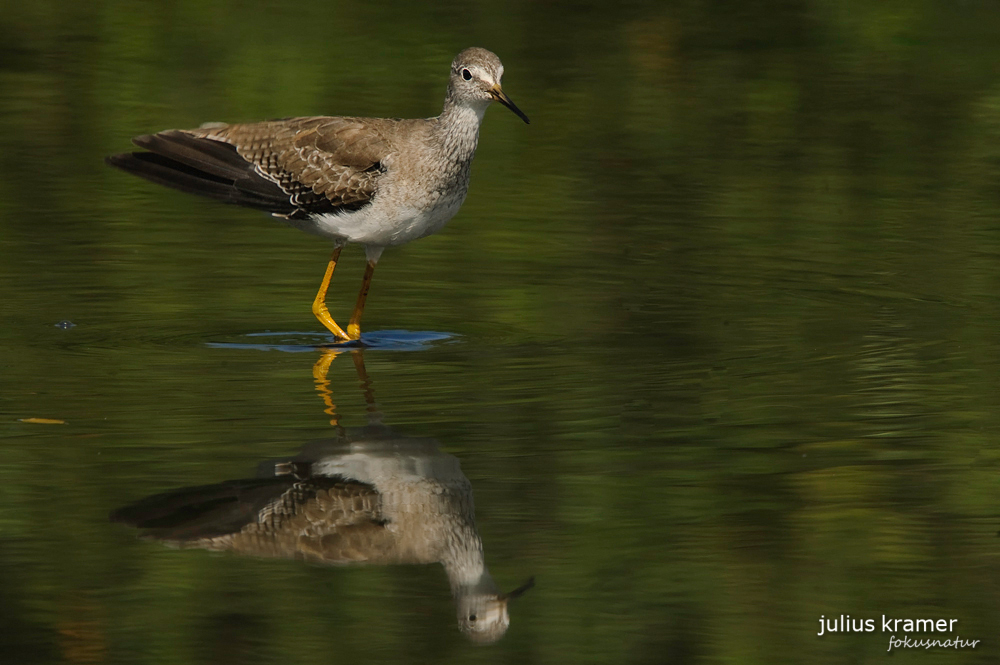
[298,190,467,247]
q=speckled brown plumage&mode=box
[106,117,397,220]
[192,475,398,564]
[190,117,398,219]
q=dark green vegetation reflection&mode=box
[3,0,1000,663]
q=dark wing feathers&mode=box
[109,477,302,541]
[110,475,383,545]
[132,131,248,181]
[105,152,236,203]
[106,131,300,214]
[106,117,394,218]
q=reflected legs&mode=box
[312,348,377,427]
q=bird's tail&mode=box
[105,130,294,214]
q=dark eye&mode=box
[469,614,477,621]
[462,68,472,81]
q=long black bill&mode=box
[500,576,536,600]
[490,85,530,124]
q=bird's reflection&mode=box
[111,349,532,644]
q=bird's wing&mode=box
[106,116,398,218]
[111,475,401,563]
[192,117,396,217]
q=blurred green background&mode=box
[3,0,1000,663]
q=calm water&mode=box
[3,2,1000,663]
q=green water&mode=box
[3,1,1000,663]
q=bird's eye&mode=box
[462,68,472,81]
[469,614,477,621]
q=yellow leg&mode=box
[346,260,376,341]
[311,247,351,341]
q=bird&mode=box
[106,47,529,342]
[110,430,534,643]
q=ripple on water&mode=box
[206,330,458,352]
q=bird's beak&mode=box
[490,84,530,124]
[499,576,535,601]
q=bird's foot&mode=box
[312,303,351,342]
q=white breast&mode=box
[281,112,480,249]
[285,173,468,248]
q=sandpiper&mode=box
[106,47,528,342]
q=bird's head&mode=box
[449,47,529,124]
[456,576,535,644]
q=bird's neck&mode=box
[434,97,487,165]
[447,562,499,600]
[439,519,496,596]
